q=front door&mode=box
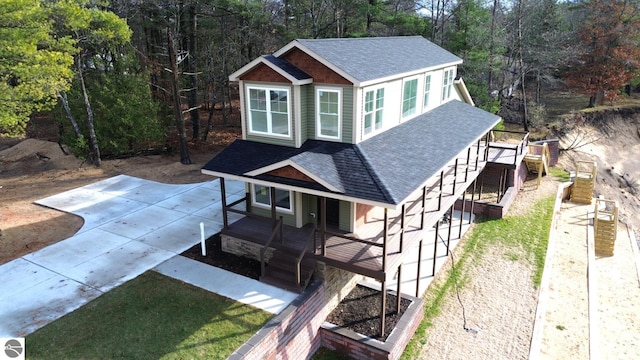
[318,198,340,228]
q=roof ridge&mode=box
[353,144,397,204]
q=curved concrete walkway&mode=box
[0,175,298,338]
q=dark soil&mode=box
[326,284,411,341]
[182,235,410,341]
[180,234,262,280]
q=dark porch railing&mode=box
[260,216,283,278]
[488,130,530,166]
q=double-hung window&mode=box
[364,88,384,135]
[317,88,341,139]
[402,78,418,119]
[247,87,290,137]
[253,184,292,212]
[442,69,454,101]
[423,75,432,109]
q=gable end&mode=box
[281,48,352,85]
[242,63,290,83]
[266,165,316,183]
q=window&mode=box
[364,88,384,135]
[247,87,290,137]
[442,69,454,101]
[317,89,341,139]
[253,184,292,212]
[423,75,432,108]
[402,78,418,119]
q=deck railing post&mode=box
[438,170,444,211]
[459,189,466,238]
[321,197,327,256]
[420,186,427,229]
[470,180,477,224]
[279,216,284,244]
[270,187,277,229]
[452,158,459,195]
[382,208,388,272]
[220,178,228,230]
[380,280,387,338]
[400,204,406,252]
[446,206,454,255]
[475,138,481,171]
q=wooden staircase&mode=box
[524,143,550,188]
[258,218,317,293]
[260,248,316,293]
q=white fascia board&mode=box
[357,60,464,88]
[274,41,358,85]
[454,78,475,106]
[200,169,400,210]
[244,159,342,193]
[229,56,312,85]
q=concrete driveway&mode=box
[0,175,297,337]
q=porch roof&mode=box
[202,100,500,206]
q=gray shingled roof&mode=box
[295,36,462,84]
[202,100,500,206]
[263,55,311,81]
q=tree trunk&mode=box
[488,0,499,91]
[183,3,200,140]
[57,91,82,139]
[167,29,192,165]
[516,0,528,132]
[76,59,101,167]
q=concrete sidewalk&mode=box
[531,196,640,359]
[0,175,297,338]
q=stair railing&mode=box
[261,216,283,278]
[294,224,317,286]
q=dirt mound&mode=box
[557,113,640,234]
[0,138,81,176]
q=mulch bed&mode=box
[326,284,411,341]
[181,235,409,341]
[180,234,262,280]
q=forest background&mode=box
[2,0,640,165]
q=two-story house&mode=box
[202,36,511,338]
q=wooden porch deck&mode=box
[487,130,530,168]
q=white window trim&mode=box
[251,184,294,214]
[442,68,455,102]
[423,74,432,109]
[401,76,421,120]
[316,87,342,140]
[363,86,385,139]
[246,85,292,139]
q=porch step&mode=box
[260,249,316,293]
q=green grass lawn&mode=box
[26,271,272,360]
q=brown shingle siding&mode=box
[243,63,290,83]
[282,48,352,85]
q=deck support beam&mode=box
[397,264,402,311]
[416,239,423,297]
[380,280,387,338]
[459,189,466,239]
[432,221,439,276]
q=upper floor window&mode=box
[317,88,341,139]
[364,88,384,136]
[253,184,292,212]
[247,86,290,137]
[442,69,454,101]
[423,75,432,108]
[402,78,418,119]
